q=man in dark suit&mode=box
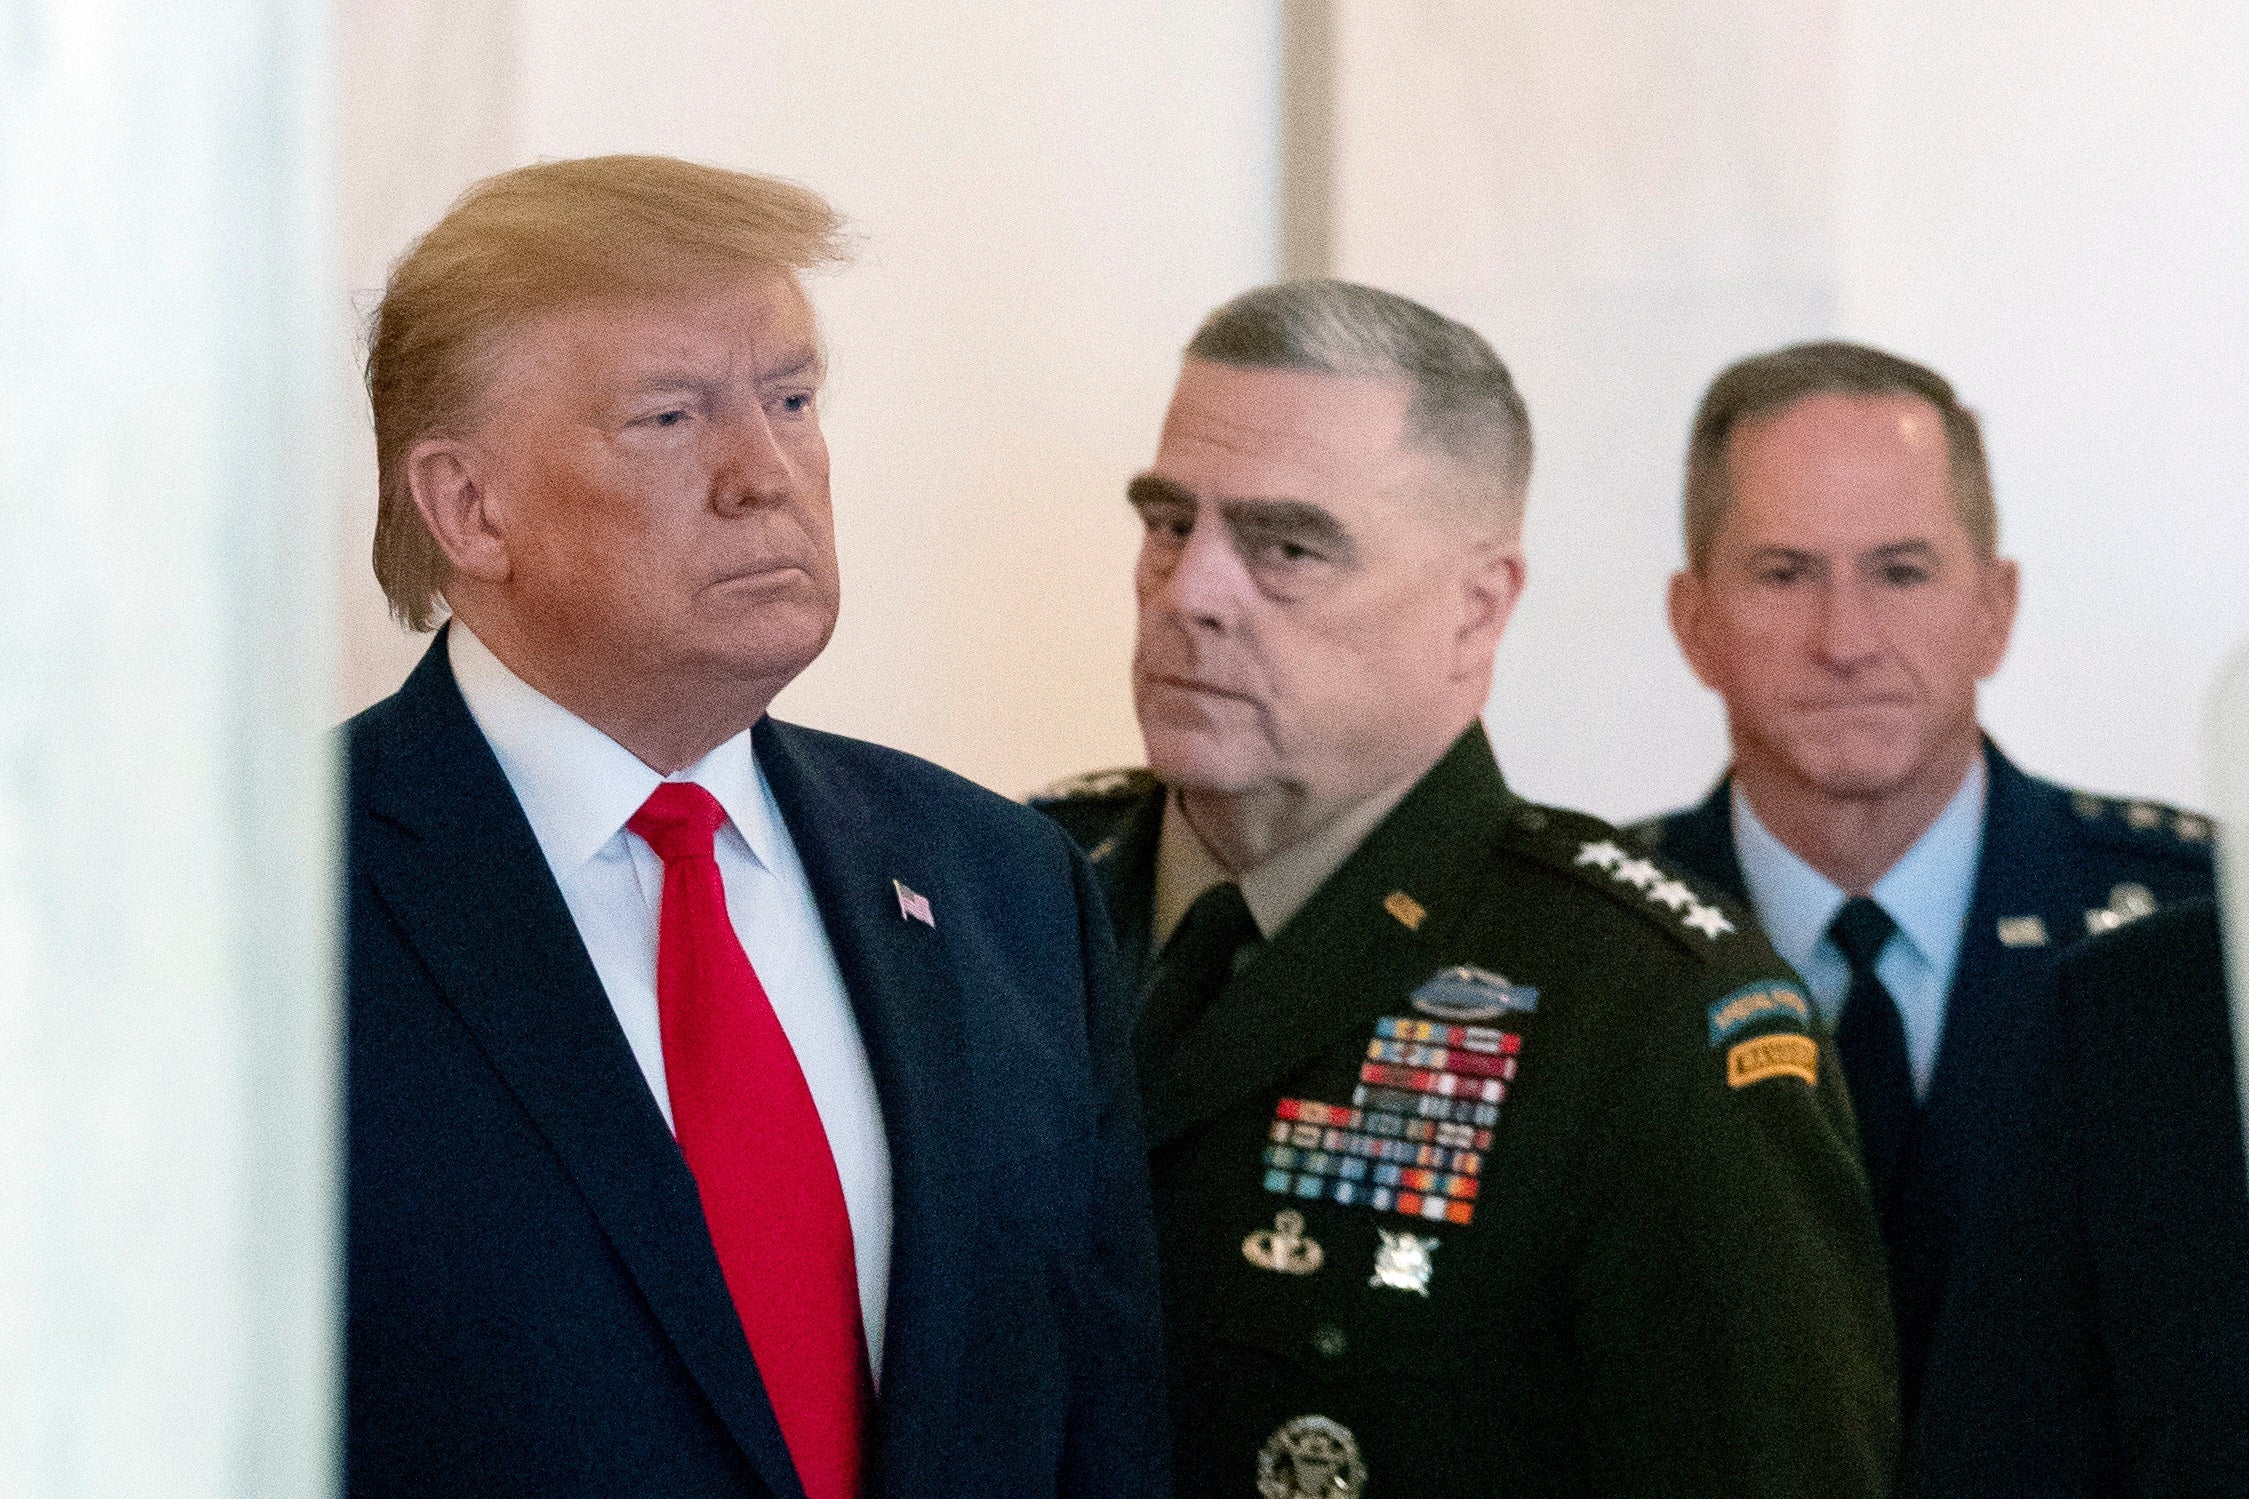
[1907,899,2249,1495]
[346,155,1165,1498]
[1037,282,1898,1497]
[1632,341,2215,1415]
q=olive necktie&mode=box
[1135,881,1261,1089]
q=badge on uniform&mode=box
[1410,964,1538,1021]
[1369,1228,1439,1295]
[1705,982,1811,1047]
[1727,1033,1819,1090]
[1262,1010,1517,1228]
[1243,1210,1325,1275]
[1259,1415,1366,1499]
[1996,915,2050,948]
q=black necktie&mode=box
[1135,881,1260,1090]
[1829,896,1917,1204]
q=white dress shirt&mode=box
[1731,757,1988,1099]
[449,624,892,1372]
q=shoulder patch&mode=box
[1501,804,1755,958]
[2067,788,2216,858]
[1026,766,1157,807]
[1706,982,1813,1047]
[1727,1033,1818,1089]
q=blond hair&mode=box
[1683,340,1996,573]
[366,155,851,629]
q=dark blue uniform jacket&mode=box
[1907,900,2249,1496]
[345,633,1168,1499]
[1630,739,2214,1411]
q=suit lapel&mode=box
[352,634,805,1499]
[1142,726,1515,1148]
[752,721,975,1499]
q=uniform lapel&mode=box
[751,720,976,1499]
[1142,726,1515,1149]
[1662,779,1749,900]
[1921,741,2067,1131]
[351,635,806,1499]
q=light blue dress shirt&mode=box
[1731,758,1988,1098]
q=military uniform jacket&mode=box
[1038,726,1899,1499]
[1907,900,2249,1497]
[1628,740,2216,1410]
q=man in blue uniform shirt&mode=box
[1631,340,2216,1416]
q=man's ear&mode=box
[1975,556,2021,680]
[1668,568,1724,691]
[1451,542,1527,679]
[407,436,513,585]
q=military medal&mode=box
[1369,1228,1439,1295]
[1258,1415,1366,1498]
[1243,1210,1325,1275]
[1262,1012,1516,1226]
[1410,964,1537,1020]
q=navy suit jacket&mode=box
[1906,900,2249,1496]
[1630,739,2214,1411]
[346,634,1168,1498]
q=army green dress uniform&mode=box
[1036,726,1898,1499]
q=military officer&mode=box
[1633,340,2216,1417]
[1037,281,1898,1497]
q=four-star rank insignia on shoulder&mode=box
[1575,838,1739,940]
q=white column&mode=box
[0,2,342,1495]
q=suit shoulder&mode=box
[1496,802,1774,975]
[764,719,1067,849]
[1026,765,1160,808]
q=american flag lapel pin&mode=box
[893,879,935,927]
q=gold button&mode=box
[1312,1322,1348,1359]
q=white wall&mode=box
[0,1,340,1492]
[1332,0,2249,821]
[336,0,1280,797]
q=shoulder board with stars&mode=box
[1501,804,1748,952]
[1025,766,1159,808]
[2066,789,2216,859]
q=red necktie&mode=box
[628,782,868,1499]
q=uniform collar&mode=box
[447,621,782,882]
[1732,754,1987,977]
[1152,767,1426,946]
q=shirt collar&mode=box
[1869,754,1987,981]
[1152,778,1415,946]
[447,622,781,879]
[1731,755,1987,974]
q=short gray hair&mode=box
[1684,340,1996,572]
[1186,279,1533,527]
